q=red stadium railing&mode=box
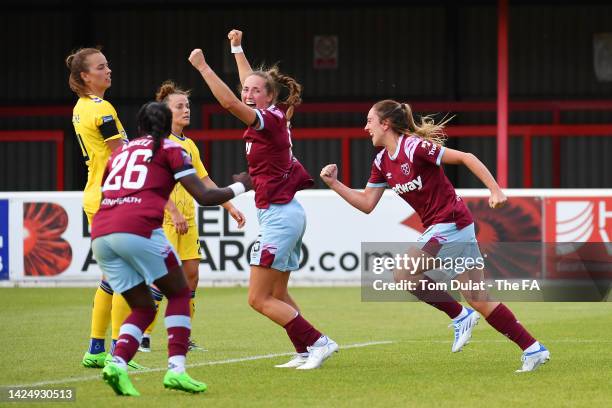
[3,100,612,119]
[200,100,612,188]
[0,130,65,190]
[187,124,612,188]
[198,100,612,129]
[0,100,611,189]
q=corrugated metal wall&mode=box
[82,5,450,101]
[1,3,611,191]
[2,11,74,103]
[0,141,57,190]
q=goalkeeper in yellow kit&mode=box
[138,80,245,352]
[66,47,144,369]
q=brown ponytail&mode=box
[250,65,302,121]
[65,47,102,98]
[155,80,191,103]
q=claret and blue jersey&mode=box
[367,134,473,230]
[243,104,313,209]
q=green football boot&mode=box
[163,370,207,394]
[82,351,107,368]
[102,362,140,397]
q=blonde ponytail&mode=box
[373,100,452,146]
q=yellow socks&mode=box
[111,293,132,340]
[90,281,113,339]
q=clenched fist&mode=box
[188,49,207,71]
[320,164,338,187]
[228,29,243,46]
[488,189,507,209]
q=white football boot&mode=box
[450,308,480,352]
[275,353,309,368]
[516,344,550,373]
[296,336,338,370]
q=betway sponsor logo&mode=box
[391,176,423,195]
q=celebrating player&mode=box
[185,29,338,370]
[66,47,144,370]
[321,99,550,373]
[138,81,246,353]
[93,101,252,396]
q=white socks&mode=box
[168,355,186,374]
[524,341,541,354]
[111,356,128,371]
[453,307,468,321]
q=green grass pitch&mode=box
[1,287,611,407]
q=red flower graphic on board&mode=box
[23,202,72,276]
[464,197,541,242]
[465,197,542,278]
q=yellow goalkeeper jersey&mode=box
[72,94,127,217]
[163,133,208,225]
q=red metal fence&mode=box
[199,100,612,187]
[188,124,612,189]
[1,100,611,190]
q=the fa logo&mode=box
[401,163,410,176]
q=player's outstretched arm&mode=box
[202,175,246,228]
[321,164,384,214]
[228,29,253,86]
[179,172,252,207]
[441,147,507,208]
[188,48,257,127]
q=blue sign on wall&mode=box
[0,200,8,280]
